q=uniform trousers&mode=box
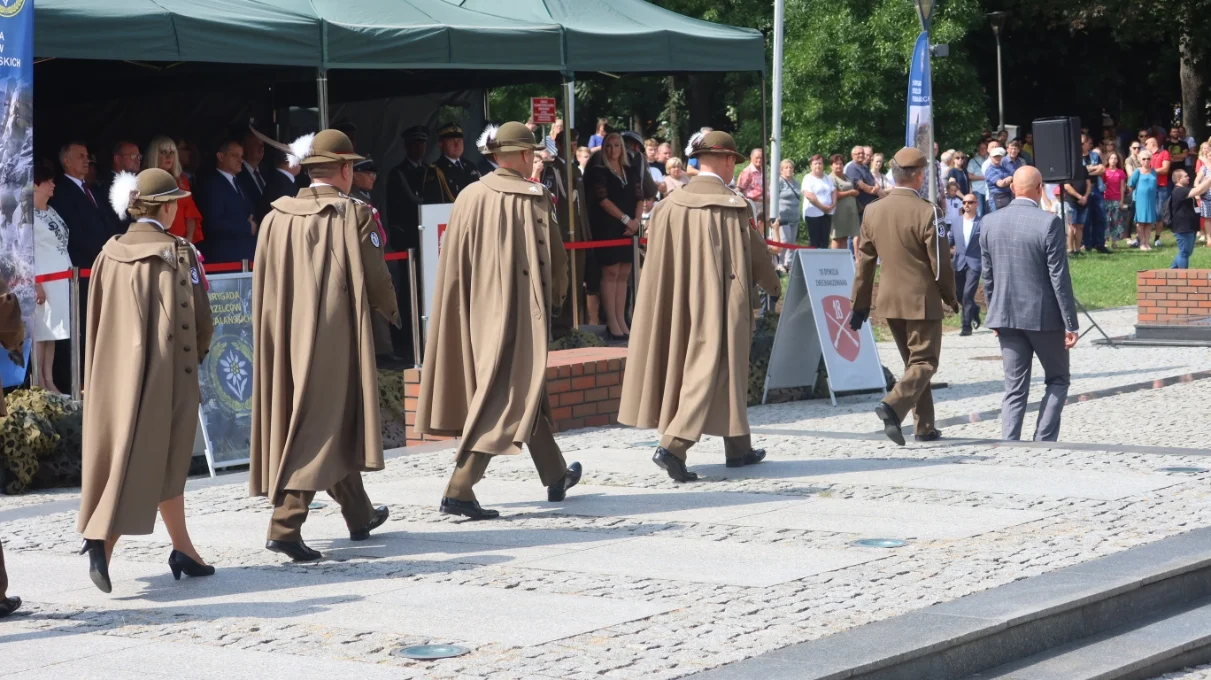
[268,471,375,542]
[884,318,941,435]
[445,418,568,501]
[659,433,752,462]
[0,538,8,600]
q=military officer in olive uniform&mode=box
[850,147,959,446]
[424,123,481,203]
[385,126,431,362]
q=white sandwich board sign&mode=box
[763,249,886,405]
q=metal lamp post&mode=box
[914,0,937,207]
[988,11,1008,133]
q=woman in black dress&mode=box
[586,133,642,338]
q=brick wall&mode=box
[403,347,628,446]
[1137,270,1211,325]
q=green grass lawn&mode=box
[776,232,1209,341]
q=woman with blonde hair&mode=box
[144,136,204,244]
[662,157,686,194]
[586,132,640,339]
[78,168,215,593]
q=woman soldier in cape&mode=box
[77,168,215,593]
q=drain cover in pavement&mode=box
[1156,467,1209,474]
[630,440,660,448]
[394,645,471,660]
[308,502,327,510]
[972,356,1002,361]
[851,538,907,548]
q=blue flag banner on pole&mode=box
[0,0,35,388]
[905,31,931,153]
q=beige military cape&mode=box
[619,175,780,441]
[415,168,567,457]
[78,223,213,539]
[249,185,399,502]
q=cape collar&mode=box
[481,167,547,197]
[101,223,181,268]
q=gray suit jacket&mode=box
[980,198,1079,332]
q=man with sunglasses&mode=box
[950,193,983,335]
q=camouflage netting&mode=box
[378,369,407,449]
[550,328,606,351]
[0,388,82,495]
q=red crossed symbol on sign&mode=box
[821,295,861,362]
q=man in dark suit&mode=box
[980,165,1079,442]
[197,139,257,264]
[424,123,480,203]
[262,148,300,206]
[949,192,983,336]
[51,142,116,268]
[237,129,269,221]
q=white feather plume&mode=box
[287,133,315,168]
[684,131,706,158]
[476,124,499,153]
[108,171,139,218]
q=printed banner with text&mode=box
[905,31,931,156]
[0,0,33,387]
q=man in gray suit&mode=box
[980,166,1080,442]
[949,193,983,335]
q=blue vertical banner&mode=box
[905,31,931,154]
[0,0,34,387]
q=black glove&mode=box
[949,300,961,314]
[849,308,870,331]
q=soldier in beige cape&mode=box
[0,276,25,616]
[250,129,399,561]
[415,121,582,520]
[619,131,781,482]
[78,168,215,593]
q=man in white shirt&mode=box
[950,193,983,335]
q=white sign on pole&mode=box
[763,250,885,405]
[419,203,454,336]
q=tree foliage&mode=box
[490,0,992,161]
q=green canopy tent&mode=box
[35,0,765,73]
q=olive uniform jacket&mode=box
[619,175,780,441]
[415,168,568,457]
[852,187,958,320]
[78,221,213,539]
[249,185,400,502]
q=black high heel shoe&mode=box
[80,539,111,594]
[168,550,215,580]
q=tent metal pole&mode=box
[316,68,329,128]
[761,74,769,236]
[770,0,784,239]
[563,76,579,329]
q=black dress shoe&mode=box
[168,550,216,580]
[874,402,906,446]
[914,429,943,442]
[725,449,767,468]
[80,539,111,593]
[350,506,390,541]
[652,448,699,482]
[960,328,973,336]
[1096,246,1111,254]
[265,540,323,562]
[0,596,20,618]
[548,461,583,502]
[439,497,500,520]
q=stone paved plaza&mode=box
[4,308,1211,679]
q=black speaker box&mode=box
[1032,117,1082,182]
